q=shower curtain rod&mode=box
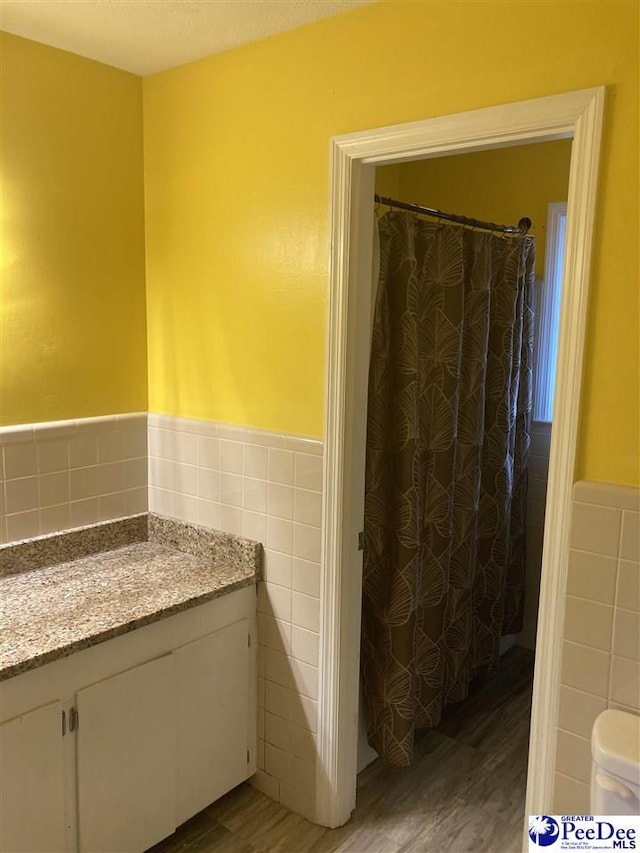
[374,194,532,235]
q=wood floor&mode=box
[150,646,534,853]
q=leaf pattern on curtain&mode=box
[361,211,535,767]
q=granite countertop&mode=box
[0,515,262,682]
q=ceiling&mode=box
[0,0,373,76]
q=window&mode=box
[533,202,567,422]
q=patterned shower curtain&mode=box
[361,211,535,767]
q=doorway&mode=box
[316,88,605,837]
[352,141,571,779]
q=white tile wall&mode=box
[0,414,148,543]
[148,413,323,819]
[553,480,640,814]
[7,409,636,826]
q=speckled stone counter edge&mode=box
[149,514,261,573]
[1,577,254,682]
[0,513,262,577]
[0,515,262,680]
[0,515,149,577]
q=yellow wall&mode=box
[374,162,402,201]
[2,1,637,486]
[144,0,639,486]
[376,140,573,278]
[0,33,147,425]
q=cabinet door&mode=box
[76,654,175,853]
[0,701,67,853]
[174,619,250,825]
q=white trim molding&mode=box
[317,88,605,834]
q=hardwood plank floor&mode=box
[149,646,534,853]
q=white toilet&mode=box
[591,709,640,815]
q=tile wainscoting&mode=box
[554,480,640,813]
[148,413,323,821]
[4,412,638,823]
[0,414,148,544]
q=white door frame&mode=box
[316,87,605,832]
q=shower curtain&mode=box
[361,210,535,767]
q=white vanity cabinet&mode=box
[0,586,257,853]
[175,618,251,825]
[76,654,176,853]
[0,700,67,853]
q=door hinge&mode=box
[61,710,66,737]
[248,632,251,648]
[69,707,78,732]
[358,531,365,551]
[247,750,250,764]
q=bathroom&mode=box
[1,1,638,851]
